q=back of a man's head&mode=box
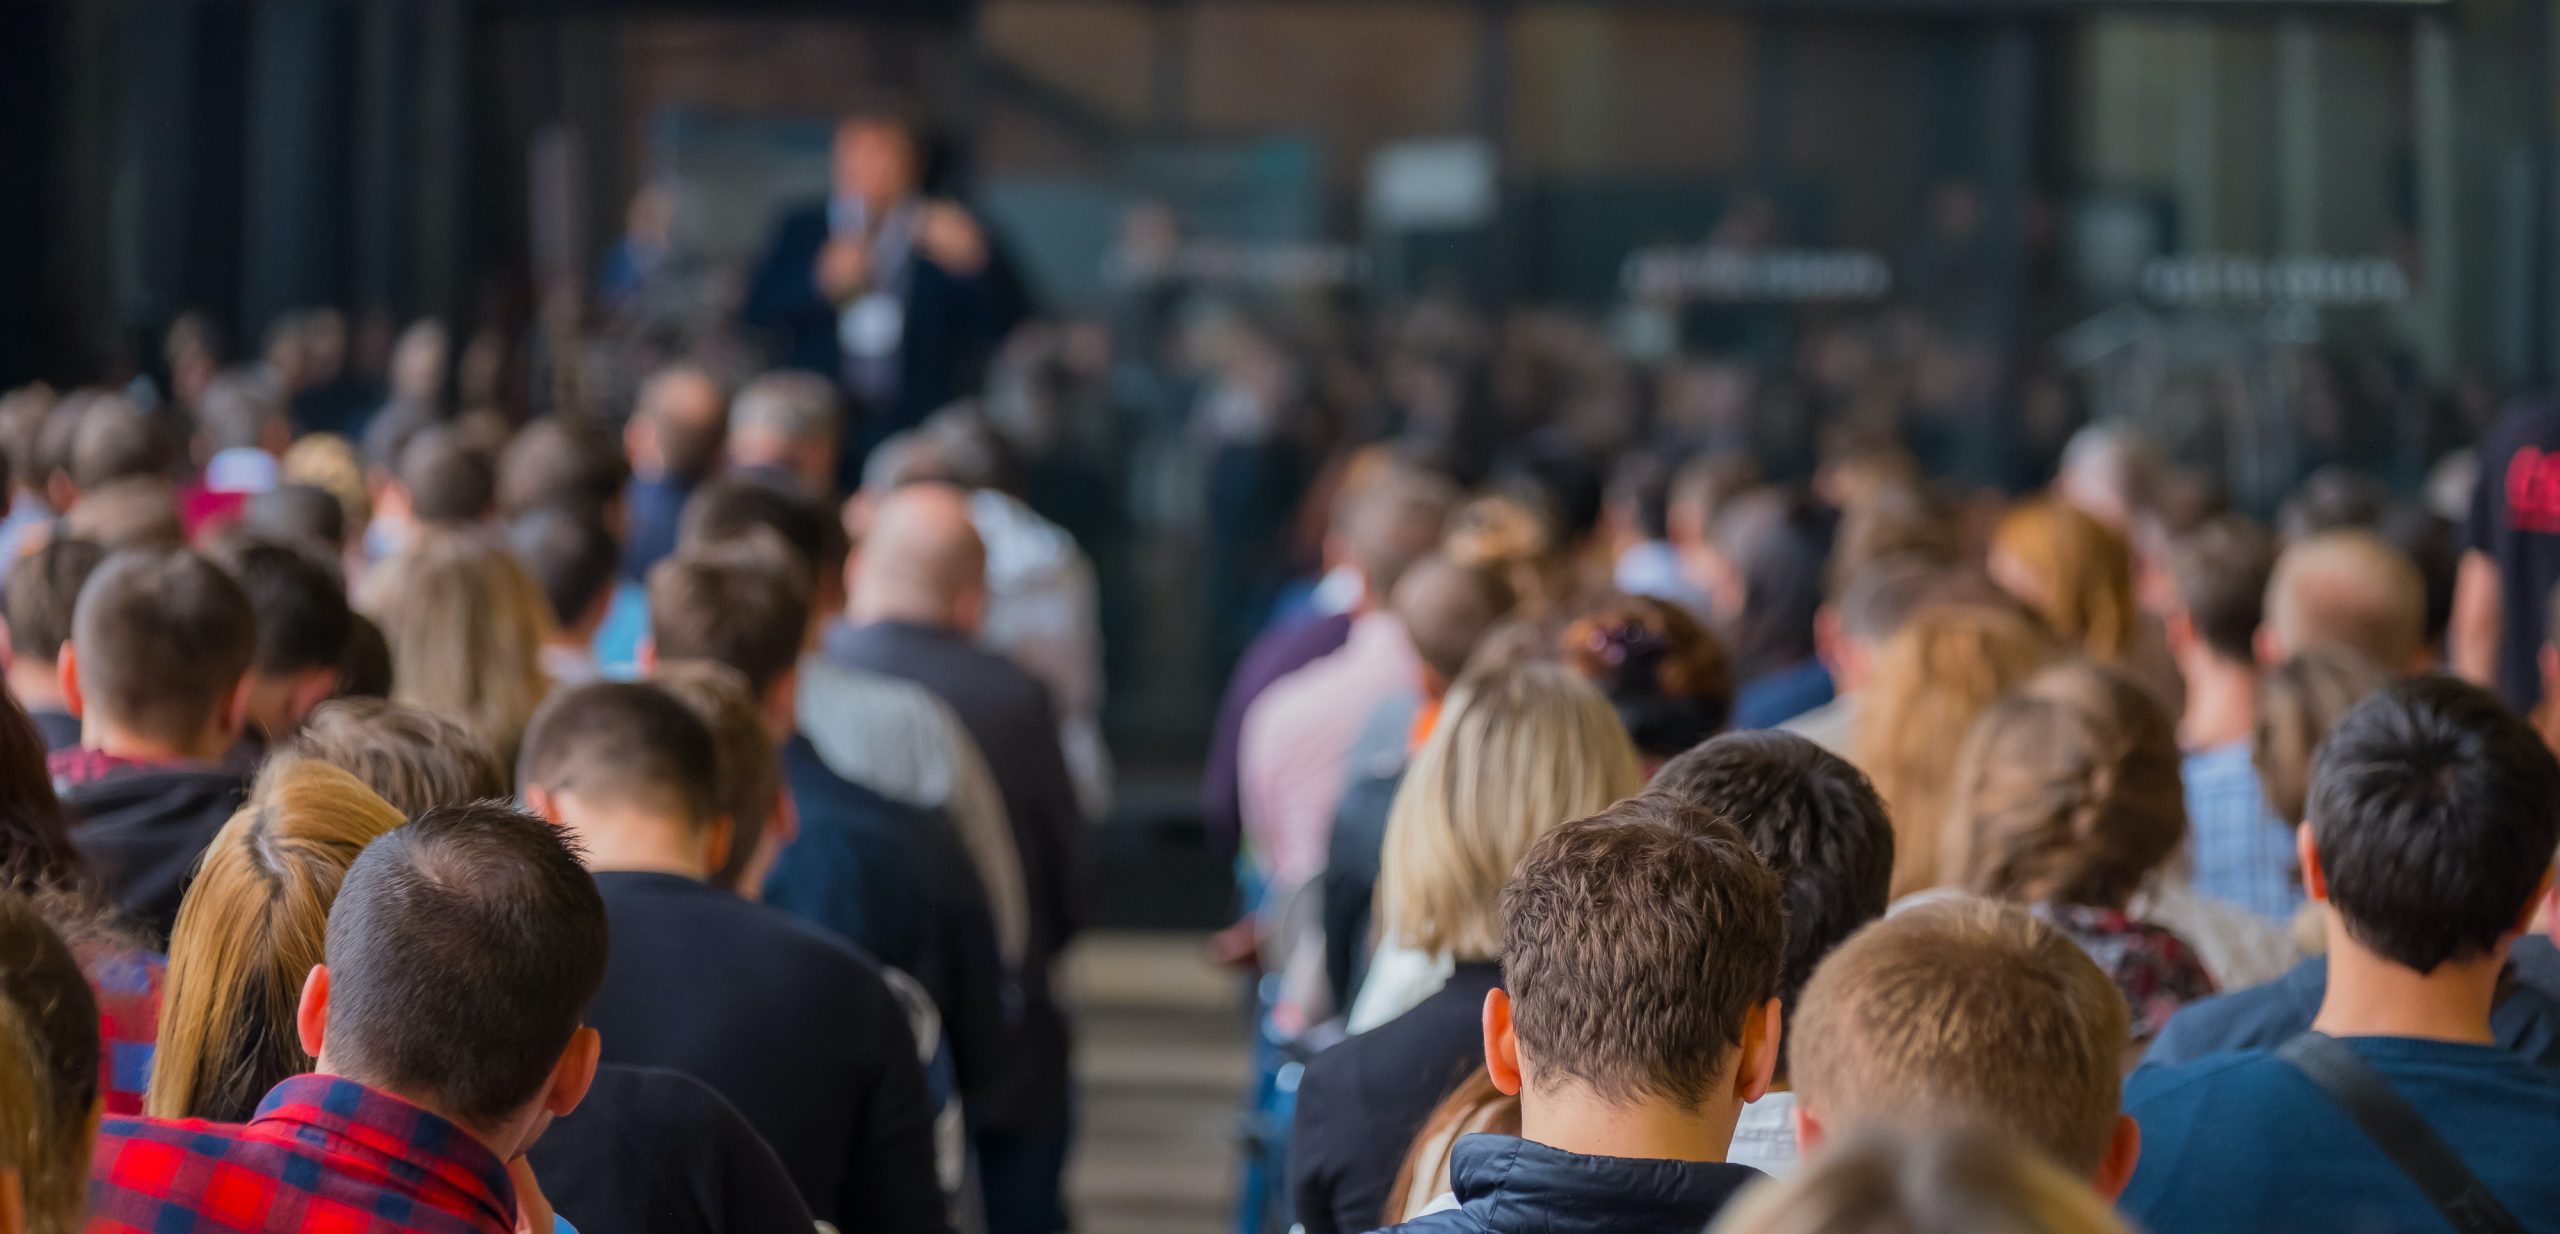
[63,479,184,552]
[648,538,812,697]
[291,698,510,819]
[67,395,174,494]
[518,681,721,832]
[2309,677,2560,972]
[1647,732,1893,1072]
[1390,553,1518,688]
[852,483,988,630]
[2166,515,2276,666]
[1832,553,1950,654]
[0,888,101,1234]
[729,371,843,482]
[498,417,630,522]
[322,802,606,1129]
[208,534,353,679]
[2261,530,2426,670]
[396,426,496,526]
[633,366,727,484]
[243,483,351,552]
[650,660,780,894]
[1500,795,1783,1108]
[196,368,288,457]
[1343,466,1460,600]
[679,475,840,594]
[508,507,622,634]
[71,550,257,745]
[1791,898,2127,1179]
[4,537,107,668]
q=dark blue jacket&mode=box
[741,200,1029,465]
[1369,1135,1763,1234]
[2144,936,2560,1069]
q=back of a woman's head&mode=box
[1379,661,1643,960]
[1714,487,1832,678]
[1713,1129,2130,1234]
[149,758,407,1121]
[1558,593,1733,762]
[357,527,554,761]
[1856,601,2061,897]
[0,889,101,1234]
[2252,645,2391,826]
[0,689,83,893]
[1942,660,2186,911]
[1991,499,2136,663]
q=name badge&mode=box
[843,293,905,359]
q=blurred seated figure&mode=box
[1711,1129,2133,1234]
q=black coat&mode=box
[582,871,945,1232]
[1372,1135,1763,1234]
[61,764,248,943]
[531,1065,817,1234]
[823,619,1086,1134]
[1290,962,1504,1234]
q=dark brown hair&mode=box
[647,537,813,696]
[2166,515,2276,665]
[70,550,257,745]
[3,537,107,665]
[1500,794,1782,1107]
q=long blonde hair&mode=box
[147,758,407,1121]
[1712,1128,2131,1234]
[358,527,555,762]
[1377,661,1642,960]
[1855,601,2060,897]
[1991,499,2137,663]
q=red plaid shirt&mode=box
[88,1075,519,1234]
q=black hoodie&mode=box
[62,764,248,942]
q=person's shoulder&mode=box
[2145,958,2320,1065]
[583,1064,763,1136]
[2126,1047,2295,1114]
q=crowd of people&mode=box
[0,109,2556,1234]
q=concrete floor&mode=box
[1062,932,1250,1234]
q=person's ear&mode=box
[2513,866,2556,936]
[2092,1114,2143,1200]
[0,1165,23,1234]
[1791,1103,1826,1156]
[1811,605,1845,673]
[545,1025,601,1121]
[702,814,735,883]
[217,675,254,741]
[287,668,341,730]
[1736,998,1782,1105]
[521,783,565,827]
[2254,623,2283,669]
[56,644,80,720]
[635,637,658,675]
[296,963,332,1060]
[2163,609,2197,660]
[954,585,988,637]
[1482,988,1523,1097]
[2297,823,2328,903]
[0,616,17,674]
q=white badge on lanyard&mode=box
[842,292,905,359]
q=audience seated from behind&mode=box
[1646,731,1895,1178]
[1556,593,1731,774]
[509,507,622,688]
[1,536,106,752]
[2259,529,2430,674]
[205,534,355,750]
[1319,551,1517,1013]
[2122,677,2560,1231]
[2160,516,2301,923]
[1291,662,1641,1234]
[1781,553,1946,755]
[1935,659,2227,1038]
[1694,487,1834,730]
[147,758,406,1122]
[357,527,555,763]
[51,550,259,939]
[1365,796,1784,1234]
[1710,1129,2132,1234]
[518,680,945,1232]
[0,887,105,1234]
[1790,898,2141,1198]
[824,481,1084,1234]
[88,803,605,1234]
[620,365,729,589]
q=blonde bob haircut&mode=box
[1377,661,1643,960]
[358,526,556,762]
[147,756,408,1122]
[1713,1127,2131,1234]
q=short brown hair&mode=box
[1499,795,1783,1107]
[3,537,107,664]
[67,395,176,492]
[647,537,813,696]
[650,660,780,893]
[2166,515,2276,664]
[396,426,496,526]
[496,417,629,522]
[62,479,184,552]
[518,682,720,830]
[2262,530,2425,668]
[71,550,256,744]
[1791,898,2127,1175]
[289,698,510,818]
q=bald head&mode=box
[2261,530,2428,672]
[849,484,987,633]
[633,366,726,484]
